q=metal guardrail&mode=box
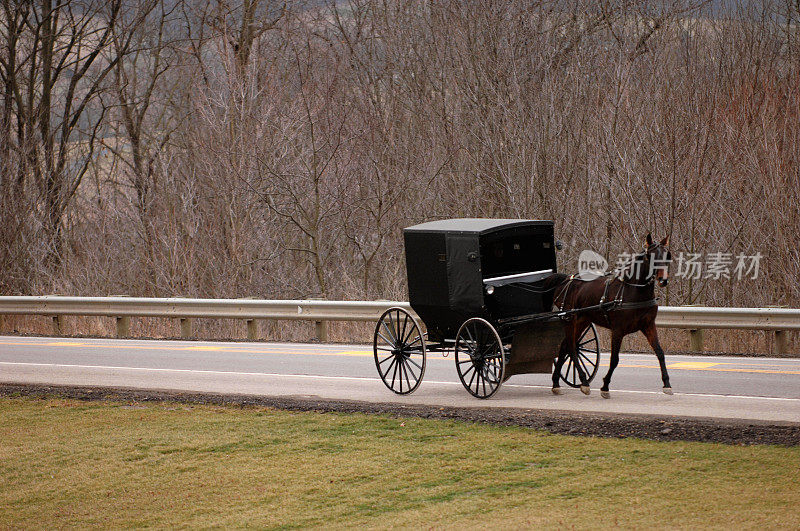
[0,296,411,343]
[0,296,796,354]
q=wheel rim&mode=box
[560,323,600,388]
[455,318,505,399]
[373,308,426,395]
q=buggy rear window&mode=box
[480,232,556,279]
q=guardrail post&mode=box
[246,319,258,340]
[315,320,328,342]
[689,329,704,352]
[52,315,63,335]
[180,318,192,338]
[774,330,788,356]
[116,316,130,338]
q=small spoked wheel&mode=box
[454,318,506,399]
[373,307,426,395]
[560,323,601,388]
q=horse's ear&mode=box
[645,233,653,248]
[660,235,669,246]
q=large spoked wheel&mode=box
[454,318,506,399]
[560,323,601,388]
[373,307,426,395]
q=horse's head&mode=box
[644,233,672,287]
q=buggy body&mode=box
[404,218,557,341]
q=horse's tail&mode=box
[541,272,573,309]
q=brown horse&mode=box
[548,234,672,398]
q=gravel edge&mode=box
[2,383,799,446]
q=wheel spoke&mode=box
[576,355,592,377]
[578,349,596,366]
[398,360,404,393]
[378,354,394,365]
[406,358,418,380]
[381,357,397,380]
[390,357,399,389]
[406,357,423,372]
[459,340,476,358]
[403,319,418,346]
[484,364,498,385]
[465,325,475,344]
[403,359,418,384]
[395,311,404,347]
[381,321,397,344]
[491,357,502,379]
[464,341,477,356]
[406,334,422,348]
[377,331,395,346]
[399,311,408,347]
[401,359,411,390]
[467,364,478,388]
[579,337,597,347]
[475,326,485,357]
[459,367,475,387]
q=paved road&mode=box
[1,335,799,423]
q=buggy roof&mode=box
[404,218,552,235]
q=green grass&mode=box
[0,397,798,529]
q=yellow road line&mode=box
[1,340,799,375]
[609,363,800,376]
[45,342,86,346]
[0,340,334,355]
[668,362,720,369]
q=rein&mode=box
[499,244,665,319]
[554,271,657,322]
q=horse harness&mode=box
[555,273,657,324]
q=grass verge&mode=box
[1,396,798,529]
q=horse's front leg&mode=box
[600,331,623,399]
[642,322,673,394]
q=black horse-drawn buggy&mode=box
[373,218,602,399]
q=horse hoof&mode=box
[601,390,611,399]
[552,387,564,395]
[663,387,674,395]
[580,385,591,396]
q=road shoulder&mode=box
[1,382,798,446]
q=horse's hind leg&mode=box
[552,329,590,395]
[551,338,569,395]
[642,322,673,394]
[600,331,623,399]
[570,321,591,394]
